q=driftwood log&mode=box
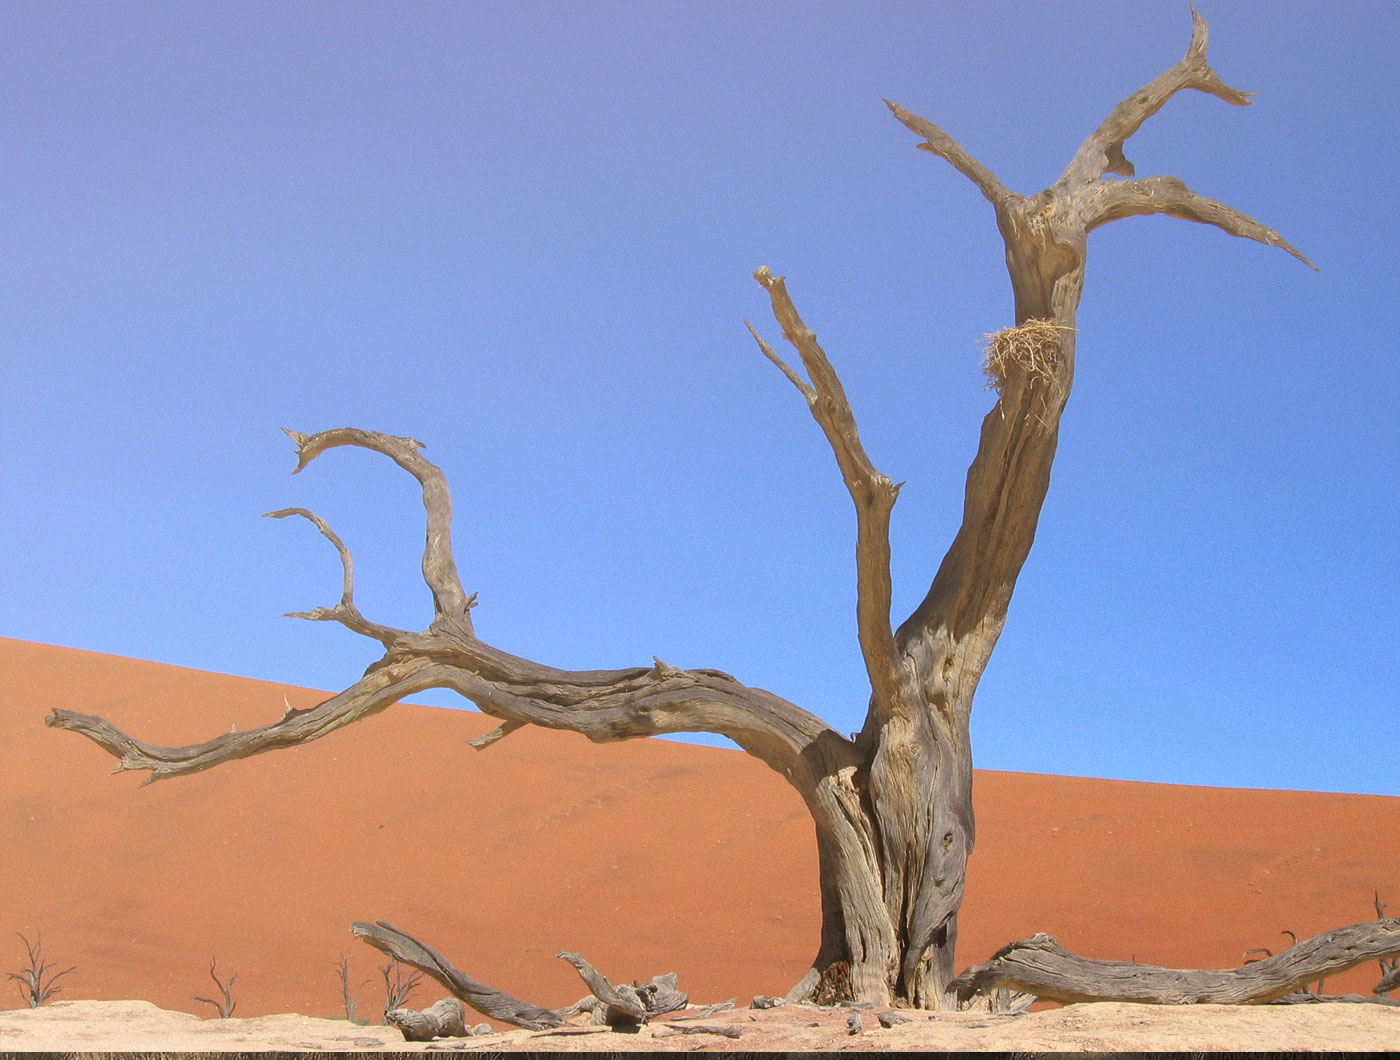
[950,919,1400,1006]
[351,920,685,1031]
[387,998,468,1041]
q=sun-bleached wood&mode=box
[950,921,1400,1006]
[47,12,1311,1009]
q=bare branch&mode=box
[352,920,564,1030]
[6,934,75,1008]
[951,920,1400,1006]
[745,319,815,401]
[885,100,1017,209]
[556,951,648,1023]
[46,656,445,784]
[263,507,406,646]
[467,719,524,751]
[1086,176,1315,268]
[282,428,476,639]
[1061,9,1251,185]
[193,957,237,1018]
[752,267,908,721]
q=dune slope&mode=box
[2,637,1395,1019]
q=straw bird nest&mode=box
[980,318,1072,398]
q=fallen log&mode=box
[949,918,1400,1006]
[352,920,688,1031]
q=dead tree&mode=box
[193,957,237,1018]
[48,14,1316,1009]
[6,934,75,1008]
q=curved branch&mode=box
[750,267,908,722]
[1085,176,1316,268]
[885,99,1017,209]
[282,427,476,639]
[352,920,564,1030]
[46,657,444,784]
[263,507,405,646]
[1061,9,1250,185]
[951,920,1400,1006]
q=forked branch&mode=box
[749,267,908,721]
[1062,9,1250,185]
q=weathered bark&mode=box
[949,921,1400,1006]
[387,997,468,1041]
[1376,965,1400,996]
[46,12,1309,1012]
[352,921,563,1030]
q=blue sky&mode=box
[2,1,1395,797]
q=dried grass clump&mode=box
[980,318,1071,397]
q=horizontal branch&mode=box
[885,99,1017,209]
[950,920,1400,1006]
[1086,176,1315,268]
[751,267,908,722]
[46,657,443,785]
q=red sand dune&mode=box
[2,637,1396,1019]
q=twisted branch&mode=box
[950,920,1400,1006]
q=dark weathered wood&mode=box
[950,921,1400,1006]
[45,13,1310,1014]
[387,998,468,1041]
[351,921,563,1030]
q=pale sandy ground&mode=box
[2,998,1398,1053]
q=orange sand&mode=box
[2,637,1395,1019]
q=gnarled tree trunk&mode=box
[47,12,1309,1012]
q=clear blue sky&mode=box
[2,1,1395,796]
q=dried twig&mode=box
[336,954,371,1022]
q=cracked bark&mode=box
[949,921,1400,1006]
[47,12,1309,1010]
